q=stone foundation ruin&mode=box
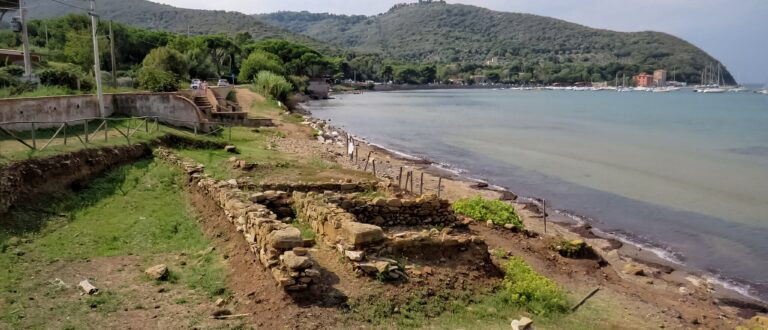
[156,148,491,290]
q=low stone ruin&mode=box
[293,191,489,280]
[157,148,317,291]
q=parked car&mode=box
[217,79,229,87]
[190,79,202,89]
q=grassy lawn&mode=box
[0,159,227,329]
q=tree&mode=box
[381,65,394,82]
[63,31,106,71]
[141,47,189,79]
[395,67,420,84]
[419,65,437,84]
[238,50,284,83]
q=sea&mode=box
[307,89,768,302]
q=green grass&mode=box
[453,196,523,230]
[0,85,84,98]
[0,160,228,328]
[291,220,316,241]
[307,157,341,170]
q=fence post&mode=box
[145,118,149,133]
[63,123,67,145]
[154,117,159,132]
[437,177,443,198]
[194,125,198,136]
[398,167,403,188]
[84,120,89,143]
[409,171,414,192]
[355,144,359,162]
[30,122,36,149]
[542,199,547,234]
[229,125,232,141]
[104,120,108,142]
[420,172,424,195]
[372,160,377,177]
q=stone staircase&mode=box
[193,95,212,114]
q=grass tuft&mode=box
[453,196,523,229]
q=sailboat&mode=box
[697,63,727,93]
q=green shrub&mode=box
[238,50,284,83]
[502,257,569,315]
[137,67,178,92]
[38,64,93,90]
[141,47,189,80]
[253,70,293,102]
[0,70,18,88]
[452,196,523,229]
[0,64,24,77]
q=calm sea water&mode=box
[308,89,768,301]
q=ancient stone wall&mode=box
[330,193,458,227]
[292,191,489,280]
[157,149,318,290]
[240,181,378,194]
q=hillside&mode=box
[258,3,735,84]
[24,0,332,52]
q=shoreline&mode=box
[303,101,768,311]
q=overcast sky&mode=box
[155,0,768,84]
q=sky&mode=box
[154,0,768,84]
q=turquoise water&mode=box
[308,89,768,301]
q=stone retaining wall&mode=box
[157,148,318,291]
[329,193,458,227]
[240,181,378,194]
[293,191,489,280]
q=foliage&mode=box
[38,64,93,90]
[253,71,292,102]
[238,50,284,82]
[259,4,735,84]
[502,257,569,315]
[0,71,18,88]
[137,67,178,92]
[141,47,189,79]
[453,196,523,230]
[0,65,25,77]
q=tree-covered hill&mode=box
[258,3,735,84]
[24,0,331,52]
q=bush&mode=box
[137,67,178,92]
[502,257,569,315]
[0,70,18,88]
[253,70,292,102]
[1,64,25,77]
[38,64,93,90]
[452,196,523,229]
[142,47,189,80]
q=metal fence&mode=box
[0,116,238,157]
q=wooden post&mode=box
[104,120,108,142]
[84,120,89,143]
[410,171,415,191]
[355,144,359,162]
[229,125,232,141]
[63,123,67,145]
[542,199,547,234]
[372,160,377,177]
[194,125,198,135]
[398,167,403,188]
[30,122,36,149]
[419,172,424,195]
[145,118,149,133]
[437,177,443,197]
[404,171,411,192]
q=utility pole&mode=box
[109,21,117,88]
[88,0,105,117]
[19,0,32,79]
[44,22,49,47]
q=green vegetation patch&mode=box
[453,196,523,229]
[502,257,569,316]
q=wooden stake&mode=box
[419,172,424,195]
[437,177,443,197]
[398,167,403,188]
[372,160,377,177]
[571,287,600,312]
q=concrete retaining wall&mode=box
[0,93,207,131]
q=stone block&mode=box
[268,227,303,250]
[342,222,385,246]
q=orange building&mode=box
[633,73,654,87]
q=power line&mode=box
[48,0,89,11]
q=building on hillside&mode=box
[653,70,667,86]
[633,73,654,87]
[0,49,41,66]
[484,57,503,66]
